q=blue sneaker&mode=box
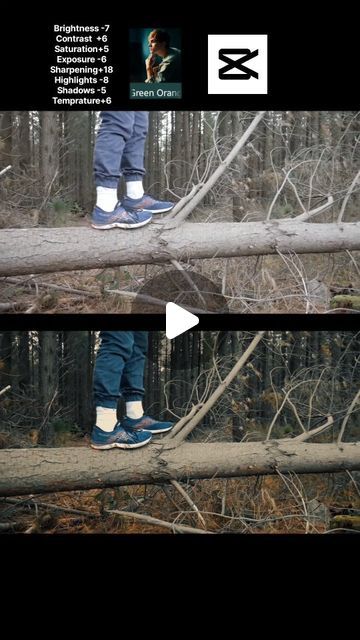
[90,423,152,450]
[122,415,174,435]
[91,203,152,229]
[122,194,174,214]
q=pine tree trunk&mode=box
[40,111,58,215]
[0,111,13,166]
[38,331,58,445]
[18,111,31,172]
[18,331,31,391]
[0,331,13,389]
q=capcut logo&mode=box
[208,34,268,94]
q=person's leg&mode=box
[93,331,135,412]
[91,331,152,449]
[121,111,148,193]
[94,112,136,191]
[92,111,152,229]
[121,331,174,435]
[121,111,174,214]
[120,331,148,420]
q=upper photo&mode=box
[0,110,359,314]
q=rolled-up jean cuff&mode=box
[94,398,118,409]
[124,174,145,182]
[95,177,119,188]
[122,393,144,402]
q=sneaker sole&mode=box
[146,426,174,434]
[90,436,152,450]
[141,206,173,214]
[91,218,152,230]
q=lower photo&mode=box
[0,329,359,534]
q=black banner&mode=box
[0,12,357,110]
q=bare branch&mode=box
[293,195,334,221]
[166,403,204,440]
[266,159,313,221]
[170,479,206,528]
[345,470,360,498]
[289,416,334,442]
[162,111,266,229]
[2,276,99,298]
[337,387,360,444]
[0,165,12,177]
[170,258,208,309]
[1,496,98,518]
[285,395,306,433]
[345,250,360,278]
[105,287,214,314]
[171,331,265,445]
[337,168,360,222]
[152,183,203,223]
[266,379,312,441]
[105,509,211,534]
[0,385,11,397]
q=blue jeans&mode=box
[93,331,148,408]
[94,111,149,188]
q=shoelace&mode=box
[115,427,136,442]
[119,423,147,439]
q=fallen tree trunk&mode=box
[0,441,359,496]
[0,221,359,276]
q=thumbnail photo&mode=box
[129,28,182,100]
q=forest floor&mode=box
[1,252,359,314]
[1,476,359,535]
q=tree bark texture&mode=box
[0,442,359,496]
[1,222,359,276]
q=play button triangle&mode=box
[166,302,199,339]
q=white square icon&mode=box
[208,34,268,94]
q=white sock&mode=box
[126,401,144,419]
[96,407,117,432]
[126,181,144,200]
[96,186,118,212]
